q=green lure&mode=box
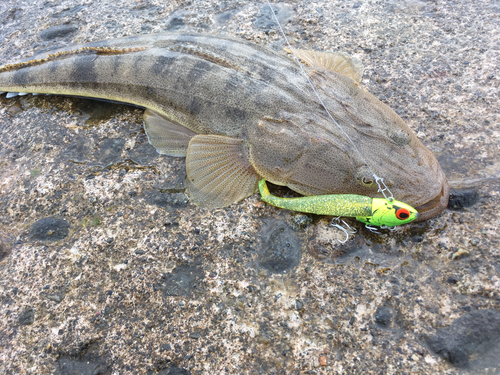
[258,179,418,227]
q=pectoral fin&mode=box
[186,135,259,208]
[144,109,196,157]
[285,48,364,82]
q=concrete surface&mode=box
[0,0,499,373]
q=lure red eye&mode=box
[396,208,410,220]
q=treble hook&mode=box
[365,224,396,234]
[329,217,357,244]
[365,224,380,234]
[380,225,397,231]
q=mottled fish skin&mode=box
[0,32,449,220]
[0,33,309,137]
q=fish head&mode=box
[251,70,449,221]
[311,70,449,221]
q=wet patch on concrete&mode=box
[426,309,500,368]
[257,220,302,273]
[124,132,160,166]
[55,340,111,375]
[64,135,93,164]
[254,3,295,32]
[73,98,131,126]
[157,260,204,297]
[94,137,125,166]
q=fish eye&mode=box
[356,166,376,188]
[396,208,410,220]
[361,177,374,185]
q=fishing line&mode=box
[264,0,394,201]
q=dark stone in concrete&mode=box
[30,217,70,241]
[158,365,190,375]
[45,292,65,303]
[17,307,34,325]
[0,240,8,262]
[56,355,110,375]
[375,306,392,326]
[447,189,480,210]
[54,340,110,375]
[39,24,78,40]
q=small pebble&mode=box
[319,356,327,366]
[7,104,23,116]
[451,248,469,260]
[293,213,312,227]
[469,238,480,246]
[189,332,201,339]
[113,263,128,272]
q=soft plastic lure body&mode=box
[258,179,418,227]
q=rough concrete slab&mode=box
[0,0,499,374]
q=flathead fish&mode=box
[0,33,449,220]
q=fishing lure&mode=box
[258,179,418,227]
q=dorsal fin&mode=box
[285,48,364,82]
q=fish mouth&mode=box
[414,178,450,221]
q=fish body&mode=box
[258,179,418,227]
[0,32,449,220]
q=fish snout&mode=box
[414,167,450,221]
